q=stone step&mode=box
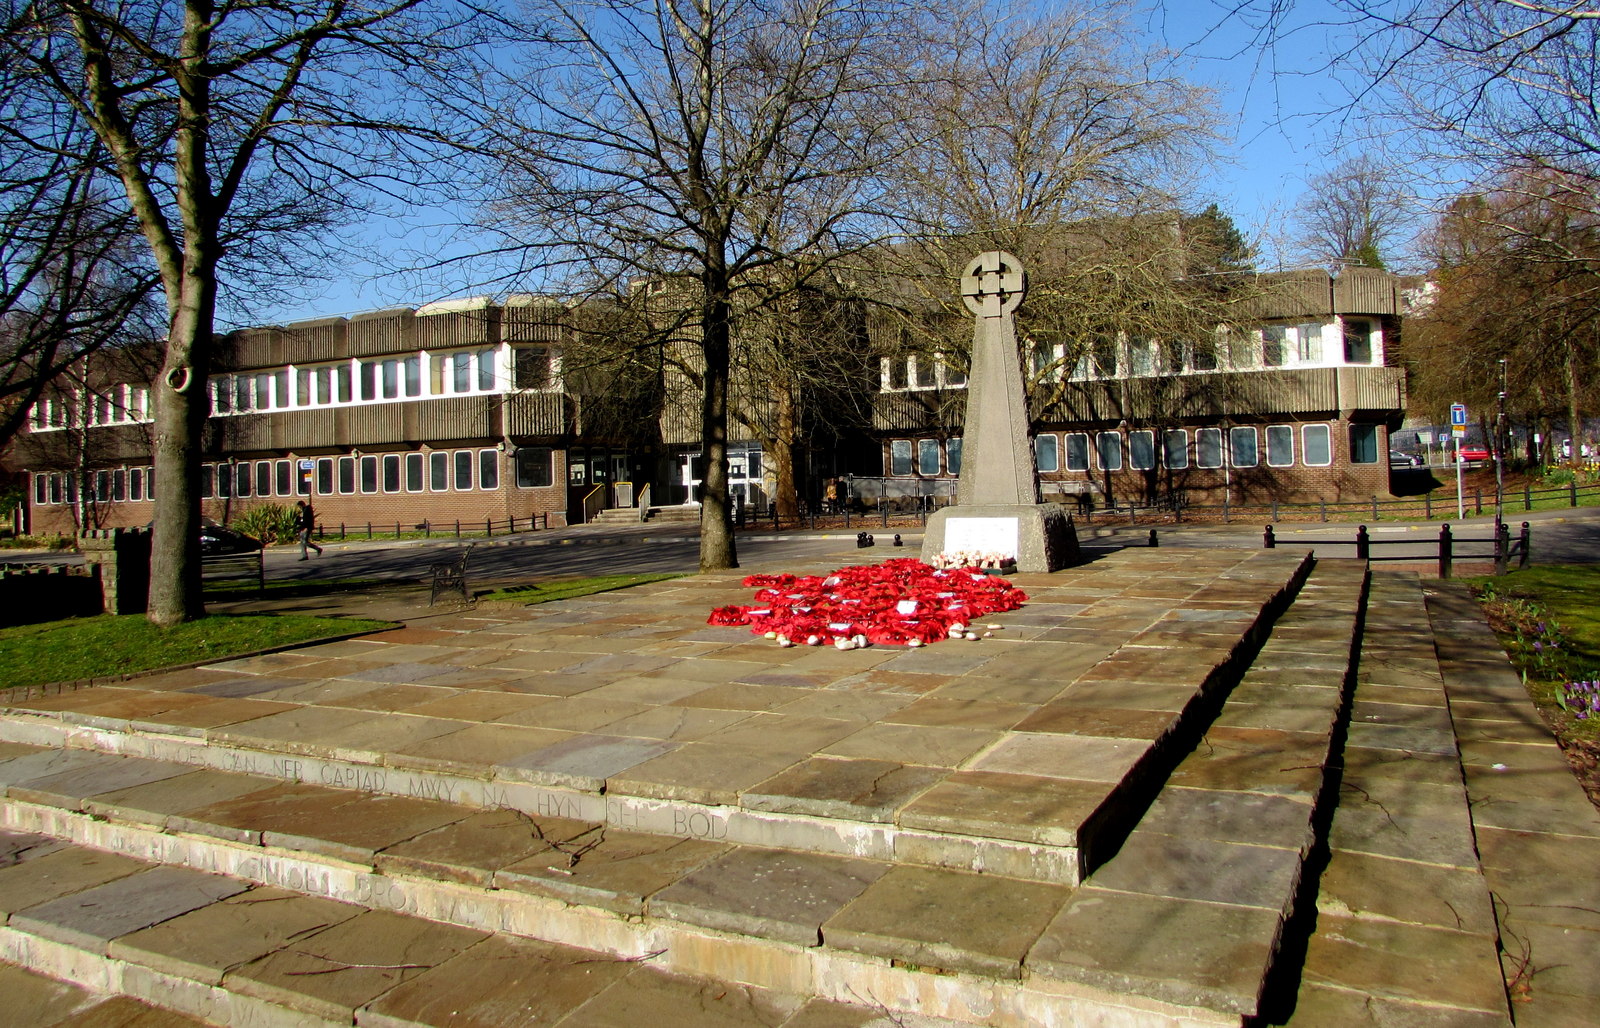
[587,506,701,525]
[1279,569,1511,1027]
[0,829,939,1028]
[0,550,1316,889]
[0,550,1362,1025]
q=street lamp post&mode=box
[1495,360,1506,530]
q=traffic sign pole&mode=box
[1452,403,1468,521]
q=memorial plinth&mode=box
[922,251,1077,572]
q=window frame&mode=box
[1129,430,1156,470]
[1196,427,1223,469]
[1034,433,1060,473]
[1064,433,1089,472]
[1265,425,1295,467]
[1096,431,1123,471]
[1302,424,1333,467]
[1229,426,1259,468]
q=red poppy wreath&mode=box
[707,557,1027,648]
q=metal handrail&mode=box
[581,484,607,525]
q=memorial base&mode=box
[921,503,1079,573]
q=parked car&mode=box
[1388,450,1423,468]
[1453,444,1491,463]
[199,520,263,555]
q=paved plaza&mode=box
[0,541,1596,1026]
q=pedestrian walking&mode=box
[295,500,323,559]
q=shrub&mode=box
[232,503,299,545]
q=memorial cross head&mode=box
[960,251,1026,317]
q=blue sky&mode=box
[252,1,1380,327]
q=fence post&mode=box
[455,520,460,537]
[1525,484,1532,511]
[1356,525,1370,561]
[1263,525,1276,549]
[1223,497,1230,524]
[1271,500,1278,522]
[1371,495,1378,520]
[486,518,492,536]
[1519,522,1531,569]
[1439,523,1453,579]
[366,522,373,539]
[394,522,400,538]
[1319,500,1327,523]
[1494,518,1507,575]
[339,523,345,539]
[1571,479,1579,507]
[882,499,888,529]
[1475,488,1482,516]
[424,520,431,538]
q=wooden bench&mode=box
[429,544,474,606]
[200,550,265,595]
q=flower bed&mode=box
[708,556,1027,648]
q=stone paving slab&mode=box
[11,865,249,951]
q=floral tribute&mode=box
[707,556,1027,648]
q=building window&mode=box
[913,358,938,390]
[234,376,253,412]
[1130,430,1155,470]
[1229,427,1258,468]
[943,358,967,388]
[1303,424,1332,466]
[1266,425,1294,467]
[1349,424,1380,464]
[406,453,424,492]
[34,474,46,505]
[360,361,378,401]
[317,458,334,494]
[216,466,232,498]
[480,449,500,490]
[211,377,232,414]
[477,350,496,391]
[1343,319,1373,364]
[947,437,962,475]
[381,359,400,399]
[430,451,449,491]
[404,356,422,397]
[360,455,379,493]
[1196,427,1223,468]
[890,439,913,476]
[112,468,125,502]
[1190,339,1218,372]
[336,365,352,403]
[380,454,400,492]
[130,468,144,501]
[516,447,554,488]
[514,347,551,389]
[1096,432,1123,471]
[887,357,909,391]
[1262,326,1287,367]
[272,371,287,408]
[1164,429,1189,469]
[917,438,940,475]
[275,460,291,495]
[296,368,310,405]
[454,450,473,490]
[1065,433,1089,471]
[256,462,273,497]
[48,474,62,504]
[1035,434,1059,473]
[200,465,214,498]
[1297,323,1323,362]
[1127,338,1155,377]
[337,456,356,494]
[235,463,251,497]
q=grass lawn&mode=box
[478,572,684,605]
[1469,565,1600,806]
[0,613,393,691]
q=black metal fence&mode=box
[1263,521,1531,578]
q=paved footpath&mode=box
[0,542,1596,1026]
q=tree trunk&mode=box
[698,289,737,571]
[1564,337,1583,469]
[774,378,800,522]
[147,280,214,625]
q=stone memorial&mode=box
[922,251,1076,572]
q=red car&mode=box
[1453,445,1491,462]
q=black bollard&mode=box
[893,534,903,547]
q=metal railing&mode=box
[325,513,550,541]
[1263,520,1531,578]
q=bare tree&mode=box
[1290,154,1409,270]
[1408,170,1599,464]
[3,0,475,624]
[479,0,921,570]
[0,39,159,448]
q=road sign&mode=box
[1450,403,1467,426]
[299,459,314,470]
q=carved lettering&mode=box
[320,764,387,792]
[536,793,582,819]
[405,776,450,800]
[672,809,727,840]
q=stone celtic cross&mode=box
[960,250,1026,318]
